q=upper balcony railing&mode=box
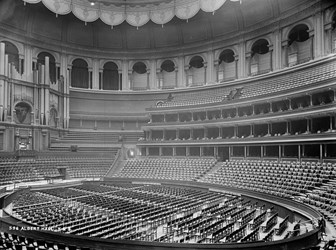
[152,56,336,110]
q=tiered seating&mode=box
[299,169,336,227]
[199,160,336,199]
[0,231,90,250]
[113,157,216,181]
[0,150,119,185]
[0,159,43,186]
[11,183,297,244]
[50,130,143,151]
[155,58,336,108]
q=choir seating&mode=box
[113,157,216,181]
[0,150,119,186]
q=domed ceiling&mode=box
[0,0,312,52]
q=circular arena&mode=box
[0,0,336,249]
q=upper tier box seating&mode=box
[199,160,336,199]
[50,130,143,151]
[0,150,119,186]
[155,58,336,108]
[11,183,301,244]
[113,157,217,181]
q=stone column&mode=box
[203,62,207,85]
[281,40,289,68]
[184,65,190,87]
[89,68,93,89]
[214,59,220,82]
[268,44,273,72]
[234,55,239,79]
[99,69,103,90]
[174,66,178,88]
[146,69,150,90]
[128,70,133,90]
[156,68,162,89]
[308,29,315,60]
[245,52,252,76]
[313,11,324,59]
[118,69,122,91]
[0,43,5,121]
[44,56,50,125]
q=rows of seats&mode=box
[0,231,90,250]
[299,178,336,228]
[0,150,119,186]
[156,57,336,108]
[150,89,333,125]
[0,160,43,186]
[113,157,216,181]
[199,160,336,199]
[11,183,304,244]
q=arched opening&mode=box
[14,102,31,124]
[218,49,236,81]
[160,60,176,89]
[188,56,205,86]
[189,56,204,68]
[3,41,21,74]
[250,39,271,75]
[288,24,311,66]
[37,52,57,84]
[132,62,148,90]
[103,62,120,90]
[71,59,89,89]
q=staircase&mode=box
[193,160,223,181]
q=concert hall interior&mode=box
[0,0,336,249]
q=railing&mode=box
[251,69,271,76]
[132,86,148,91]
[105,149,122,176]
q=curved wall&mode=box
[0,179,321,250]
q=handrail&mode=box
[105,148,122,177]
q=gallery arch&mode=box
[71,59,89,89]
[250,39,272,75]
[218,49,236,81]
[288,24,312,66]
[102,62,120,90]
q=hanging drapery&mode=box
[23,0,230,28]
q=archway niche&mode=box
[288,24,311,66]
[3,41,21,74]
[160,60,176,89]
[250,39,271,75]
[218,49,236,81]
[132,62,148,90]
[71,59,89,89]
[37,52,57,84]
[188,56,205,86]
[103,62,120,90]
